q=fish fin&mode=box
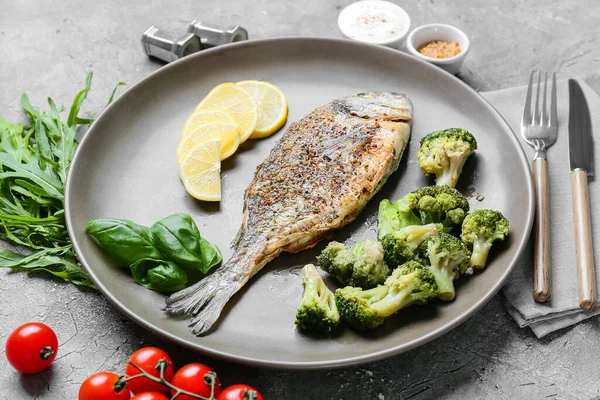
[231,206,249,248]
[231,223,245,248]
[321,129,368,159]
[164,258,247,335]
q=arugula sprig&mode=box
[0,73,124,288]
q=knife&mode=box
[568,79,597,311]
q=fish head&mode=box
[338,92,413,122]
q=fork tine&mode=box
[522,70,534,126]
[542,71,548,126]
[533,70,542,125]
[550,72,558,127]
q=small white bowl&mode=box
[337,0,411,49]
[406,23,470,75]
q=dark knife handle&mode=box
[571,169,597,311]
[533,158,551,302]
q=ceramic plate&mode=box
[65,37,534,369]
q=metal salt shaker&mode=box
[141,21,248,63]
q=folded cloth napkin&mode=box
[480,77,600,338]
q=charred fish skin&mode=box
[166,92,413,335]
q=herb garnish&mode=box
[0,73,124,288]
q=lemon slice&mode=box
[179,138,221,201]
[181,109,236,140]
[196,83,258,142]
[177,122,240,162]
[236,80,288,139]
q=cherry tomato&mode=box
[217,384,264,400]
[78,371,130,400]
[5,322,58,374]
[130,392,170,400]
[171,363,222,399]
[125,347,174,395]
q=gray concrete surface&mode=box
[2,1,600,399]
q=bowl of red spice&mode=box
[406,23,470,75]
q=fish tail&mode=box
[164,255,251,335]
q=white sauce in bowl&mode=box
[338,0,410,45]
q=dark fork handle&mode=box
[533,158,551,302]
[571,169,597,311]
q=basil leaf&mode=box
[150,213,221,272]
[86,218,163,266]
[130,258,187,292]
[198,237,222,273]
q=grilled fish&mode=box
[166,92,413,335]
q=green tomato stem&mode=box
[40,346,54,360]
[117,360,218,400]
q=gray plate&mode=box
[65,37,534,369]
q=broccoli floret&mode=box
[418,128,478,188]
[420,232,471,301]
[378,186,469,236]
[412,185,470,232]
[375,261,439,313]
[460,209,509,269]
[378,196,421,238]
[295,264,340,332]
[351,240,390,289]
[318,240,389,289]
[317,241,354,284]
[335,261,439,331]
[381,223,442,268]
[334,285,388,331]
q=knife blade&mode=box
[568,78,597,311]
[569,79,594,175]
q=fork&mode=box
[521,70,558,303]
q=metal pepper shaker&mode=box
[187,20,248,48]
[141,21,248,63]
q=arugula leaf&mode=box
[0,121,33,163]
[0,73,125,287]
[0,153,64,200]
[34,119,53,170]
[0,117,12,132]
[0,247,94,288]
[67,72,93,127]
[107,82,126,105]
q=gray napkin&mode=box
[480,78,600,338]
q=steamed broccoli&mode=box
[379,186,469,236]
[295,264,340,332]
[413,186,470,230]
[335,261,439,331]
[317,241,354,285]
[381,223,442,268]
[334,285,387,331]
[378,196,421,238]
[318,240,390,289]
[418,128,478,188]
[460,209,509,269]
[420,232,471,301]
[352,240,391,289]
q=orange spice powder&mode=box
[418,40,461,59]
